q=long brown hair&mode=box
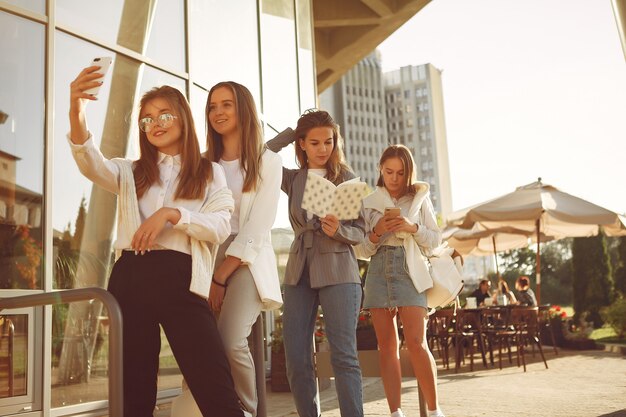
[376,144,419,196]
[294,109,351,184]
[205,81,263,192]
[134,86,212,199]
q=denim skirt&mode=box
[363,245,427,309]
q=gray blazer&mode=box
[266,130,366,288]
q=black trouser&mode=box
[108,250,243,417]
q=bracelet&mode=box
[212,276,227,288]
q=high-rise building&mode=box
[320,51,388,187]
[384,64,453,215]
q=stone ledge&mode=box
[596,342,626,356]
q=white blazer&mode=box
[224,149,283,310]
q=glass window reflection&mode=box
[189,0,261,101]
[0,11,45,290]
[2,0,45,14]
[56,0,185,72]
[0,314,28,399]
[260,0,300,130]
[296,0,316,112]
[191,85,209,153]
[52,32,124,408]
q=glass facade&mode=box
[0,11,45,292]
[0,1,316,415]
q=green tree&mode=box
[572,234,613,328]
[72,197,87,251]
[613,237,626,297]
[498,240,573,306]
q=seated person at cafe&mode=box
[496,275,517,304]
[515,276,537,306]
[470,279,492,306]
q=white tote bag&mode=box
[425,244,464,310]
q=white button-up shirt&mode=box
[68,134,231,254]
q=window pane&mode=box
[190,85,209,153]
[296,0,315,112]
[260,0,299,130]
[3,0,44,14]
[144,1,186,73]
[56,0,185,72]
[52,32,123,407]
[189,0,260,101]
[0,11,45,290]
[0,314,28,398]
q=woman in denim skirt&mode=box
[356,144,444,417]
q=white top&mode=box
[306,168,327,220]
[356,184,442,293]
[362,194,415,247]
[219,158,244,234]
[360,188,441,254]
[68,134,232,254]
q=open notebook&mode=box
[301,172,369,220]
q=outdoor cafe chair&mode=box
[454,308,488,372]
[480,306,515,369]
[427,308,456,369]
[509,306,549,372]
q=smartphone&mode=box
[384,207,401,218]
[85,57,113,96]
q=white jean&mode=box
[217,235,264,416]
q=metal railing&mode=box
[0,287,123,417]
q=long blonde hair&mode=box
[205,81,263,192]
[376,144,419,196]
[294,109,351,185]
[134,86,212,199]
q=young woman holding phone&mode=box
[68,65,243,417]
[356,144,445,417]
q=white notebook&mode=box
[301,172,369,220]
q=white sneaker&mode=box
[427,410,445,417]
[391,409,406,417]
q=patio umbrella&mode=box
[446,178,626,303]
[443,224,553,276]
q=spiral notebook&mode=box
[301,172,369,220]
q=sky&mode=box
[377,0,626,215]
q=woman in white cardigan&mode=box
[205,81,283,417]
[68,67,243,417]
[357,144,445,417]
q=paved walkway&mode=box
[264,347,626,417]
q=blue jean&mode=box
[282,270,364,417]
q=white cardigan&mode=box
[224,149,283,310]
[113,159,234,298]
[356,184,442,293]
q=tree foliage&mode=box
[613,237,626,298]
[72,197,87,251]
[572,234,613,328]
[497,240,573,306]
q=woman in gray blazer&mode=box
[266,110,365,417]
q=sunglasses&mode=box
[138,113,177,133]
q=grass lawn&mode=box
[590,326,626,345]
